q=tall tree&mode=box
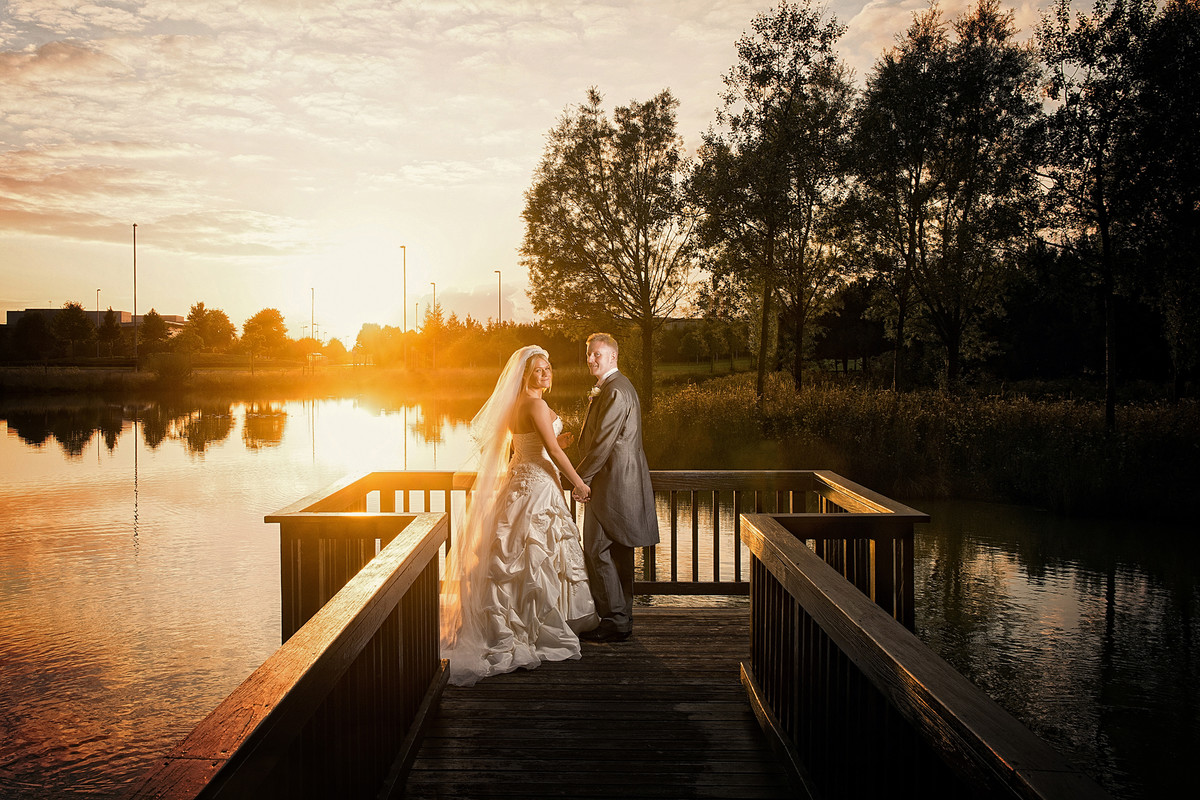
[98,308,122,355]
[138,309,170,353]
[52,302,96,357]
[242,308,288,361]
[916,0,1043,384]
[1125,0,1200,397]
[14,312,55,359]
[185,302,236,352]
[693,0,853,393]
[1037,0,1155,426]
[851,1,1040,386]
[522,88,695,411]
[848,9,950,390]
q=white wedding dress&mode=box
[443,417,598,686]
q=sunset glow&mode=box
[0,1,1048,343]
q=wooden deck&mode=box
[401,607,793,799]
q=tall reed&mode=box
[645,372,1199,519]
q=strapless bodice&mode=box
[511,417,562,463]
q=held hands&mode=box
[572,483,591,503]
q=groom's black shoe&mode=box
[580,621,632,643]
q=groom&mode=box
[574,333,659,643]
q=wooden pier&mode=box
[130,470,1112,800]
[404,608,791,800]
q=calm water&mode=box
[1,397,1196,798]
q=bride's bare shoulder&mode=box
[511,396,550,434]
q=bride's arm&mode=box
[528,399,590,499]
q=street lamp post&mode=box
[495,270,502,326]
[96,288,100,357]
[132,223,138,371]
[429,282,437,370]
[400,245,407,332]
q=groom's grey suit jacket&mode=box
[576,371,659,548]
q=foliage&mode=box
[98,308,122,355]
[138,309,170,353]
[185,302,237,352]
[693,0,855,392]
[13,313,55,360]
[51,302,95,356]
[522,87,696,411]
[242,308,288,358]
[645,371,1199,519]
[850,0,1042,388]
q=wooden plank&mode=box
[403,609,791,800]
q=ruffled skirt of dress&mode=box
[444,466,598,687]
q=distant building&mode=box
[3,308,184,334]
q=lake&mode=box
[1,396,1195,799]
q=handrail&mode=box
[129,512,449,800]
[740,513,1111,800]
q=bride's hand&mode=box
[573,484,591,503]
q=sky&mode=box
[0,0,1049,345]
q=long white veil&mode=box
[440,345,549,662]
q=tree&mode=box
[1037,0,1155,426]
[51,302,95,357]
[98,308,121,355]
[850,1,1040,387]
[849,8,951,391]
[14,312,55,360]
[242,308,288,362]
[138,309,170,353]
[1125,0,1200,398]
[185,302,236,352]
[913,0,1043,384]
[522,87,695,411]
[694,0,855,392]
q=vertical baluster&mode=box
[691,490,699,583]
[734,490,743,582]
[711,490,720,583]
[670,490,679,582]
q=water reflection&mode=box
[2,401,261,456]
[915,499,1200,799]
[243,404,286,450]
[0,398,1195,800]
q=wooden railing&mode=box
[641,470,926,627]
[130,499,448,800]
[131,468,1047,800]
[739,513,1112,800]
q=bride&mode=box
[441,345,598,686]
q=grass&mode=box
[643,371,1200,520]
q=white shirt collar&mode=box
[598,366,618,385]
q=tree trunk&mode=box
[892,302,907,392]
[641,322,655,415]
[1104,285,1116,430]
[756,235,776,397]
[791,309,804,391]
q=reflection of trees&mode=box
[139,404,171,449]
[4,405,126,457]
[409,400,461,445]
[242,403,287,450]
[916,500,1200,797]
[177,406,234,454]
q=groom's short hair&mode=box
[587,332,618,355]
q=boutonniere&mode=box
[588,386,601,399]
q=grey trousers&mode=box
[583,514,634,632]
